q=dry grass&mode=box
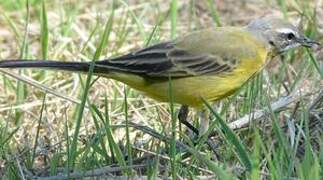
[0,0,322,179]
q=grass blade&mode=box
[67,1,116,169]
[14,0,31,124]
[119,0,147,41]
[40,0,48,60]
[31,94,46,166]
[305,48,323,77]
[207,0,222,27]
[184,144,234,179]
[202,98,252,171]
[168,77,177,179]
[93,1,115,61]
[68,62,94,169]
[170,0,177,38]
[103,95,128,174]
[124,86,133,172]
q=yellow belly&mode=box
[141,76,243,107]
[140,70,256,107]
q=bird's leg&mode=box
[178,105,199,135]
[178,106,219,154]
[178,105,219,154]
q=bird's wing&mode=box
[96,29,257,78]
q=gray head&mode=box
[246,17,320,54]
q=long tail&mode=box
[0,59,111,74]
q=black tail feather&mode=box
[0,60,109,74]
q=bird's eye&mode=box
[287,33,295,40]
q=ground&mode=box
[0,0,322,179]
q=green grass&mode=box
[0,0,322,179]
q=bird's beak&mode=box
[298,36,321,48]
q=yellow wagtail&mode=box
[0,17,319,135]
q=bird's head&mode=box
[247,17,320,54]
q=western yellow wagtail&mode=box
[0,17,319,135]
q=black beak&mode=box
[298,37,321,48]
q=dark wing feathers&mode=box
[96,41,235,78]
[96,42,173,74]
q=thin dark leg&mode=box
[178,105,199,135]
[178,105,219,155]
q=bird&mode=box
[0,17,319,136]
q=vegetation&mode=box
[0,0,322,179]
